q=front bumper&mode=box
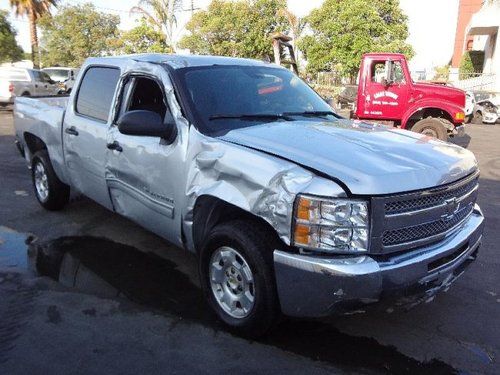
[482,112,499,124]
[274,205,484,317]
[453,124,466,137]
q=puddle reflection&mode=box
[0,232,457,374]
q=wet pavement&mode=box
[1,110,499,374]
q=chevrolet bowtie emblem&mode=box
[442,197,461,221]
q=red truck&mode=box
[336,53,466,140]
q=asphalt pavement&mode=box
[0,109,498,374]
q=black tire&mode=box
[472,111,483,124]
[31,150,70,210]
[199,220,280,337]
[411,117,448,141]
[21,92,30,96]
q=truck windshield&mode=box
[175,65,338,135]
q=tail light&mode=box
[8,82,14,93]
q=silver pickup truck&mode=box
[13,54,484,336]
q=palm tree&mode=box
[130,0,183,52]
[277,8,305,62]
[9,0,58,67]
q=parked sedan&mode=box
[0,67,60,107]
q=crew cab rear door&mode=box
[105,68,184,242]
[63,66,121,209]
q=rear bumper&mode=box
[0,96,14,105]
[274,204,484,317]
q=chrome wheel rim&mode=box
[34,162,49,202]
[209,246,255,319]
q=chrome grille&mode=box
[371,172,479,254]
[385,176,478,215]
[382,205,473,246]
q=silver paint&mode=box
[12,54,485,318]
[273,206,484,317]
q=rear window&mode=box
[0,69,29,81]
[76,67,120,122]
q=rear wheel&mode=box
[472,111,483,124]
[411,117,448,141]
[31,150,70,210]
[199,220,280,337]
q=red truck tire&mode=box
[411,117,449,141]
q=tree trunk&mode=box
[28,9,39,68]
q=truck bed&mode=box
[13,96,70,182]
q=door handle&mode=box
[64,126,79,136]
[107,141,123,152]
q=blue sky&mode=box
[0,0,459,71]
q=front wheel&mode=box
[411,117,448,141]
[31,150,70,210]
[199,220,280,337]
[472,111,483,124]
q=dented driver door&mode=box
[105,69,185,243]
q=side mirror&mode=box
[117,110,177,141]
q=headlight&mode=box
[293,195,370,253]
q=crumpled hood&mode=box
[219,119,477,195]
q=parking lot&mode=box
[0,109,498,374]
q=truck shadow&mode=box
[450,133,471,148]
[28,235,456,375]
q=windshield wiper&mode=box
[209,113,293,121]
[282,111,338,118]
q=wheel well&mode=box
[24,133,47,158]
[406,108,454,129]
[21,91,30,96]
[192,195,283,253]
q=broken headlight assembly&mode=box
[292,195,370,253]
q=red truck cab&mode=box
[355,53,466,140]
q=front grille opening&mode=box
[382,205,473,247]
[385,177,478,215]
[428,242,469,272]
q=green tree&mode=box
[299,0,414,79]
[179,0,288,60]
[459,50,484,76]
[0,10,24,63]
[113,20,173,54]
[9,0,58,67]
[38,3,120,67]
[130,0,182,52]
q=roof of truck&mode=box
[90,53,274,70]
[362,52,406,59]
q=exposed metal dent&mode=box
[182,127,346,250]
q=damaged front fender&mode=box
[182,127,346,252]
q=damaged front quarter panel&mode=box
[182,127,347,251]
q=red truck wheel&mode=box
[411,117,448,141]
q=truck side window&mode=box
[76,67,120,122]
[371,62,386,83]
[123,77,168,119]
[393,62,406,84]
